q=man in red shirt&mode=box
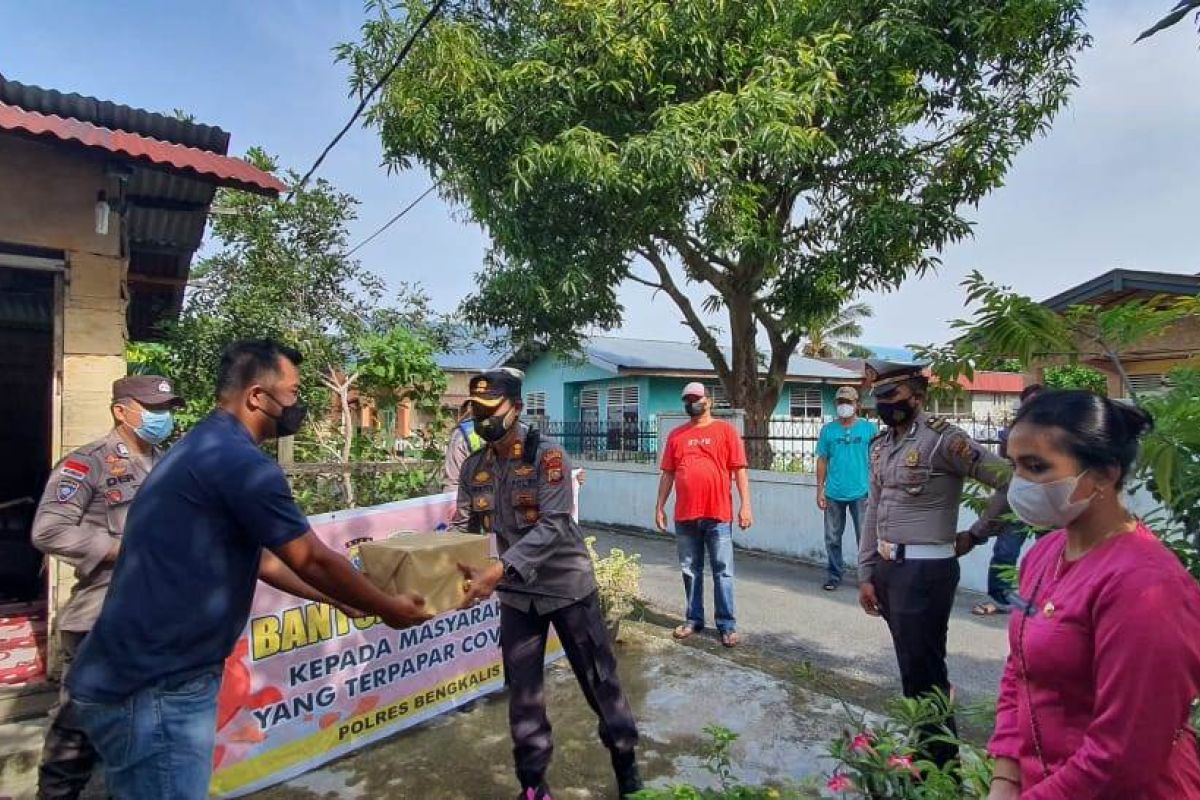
[654,383,753,647]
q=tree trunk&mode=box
[726,297,784,470]
[337,385,356,508]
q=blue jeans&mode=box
[824,497,865,584]
[987,523,1029,606]
[72,667,222,799]
[675,519,736,633]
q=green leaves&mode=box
[345,0,1086,424]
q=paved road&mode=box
[587,526,1011,702]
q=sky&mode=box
[2,1,1197,353]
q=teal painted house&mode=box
[518,336,862,427]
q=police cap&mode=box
[469,368,524,410]
[866,359,929,400]
[112,375,183,408]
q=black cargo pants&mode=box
[873,557,961,768]
[501,591,639,788]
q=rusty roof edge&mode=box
[0,101,285,195]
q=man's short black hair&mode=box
[216,339,302,400]
[1020,383,1044,403]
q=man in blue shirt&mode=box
[66,340,431,800]
[815,386,877,591]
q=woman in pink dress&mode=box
[988,390,1200,799]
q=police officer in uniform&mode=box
[857,361,1009,767]
[31,375,182,799]
[455,370,642,800]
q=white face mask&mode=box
[1007,472,1095,530]
[836,404,856,419]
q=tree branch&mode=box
[637,245,733,386]
[625,272,664,291]
[662,233,729,292]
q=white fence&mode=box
[576,460,1001,594]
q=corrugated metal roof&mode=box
[436,343,506,371]
[0,76,230,154]
[0,77,285,340]
[583,336,862,381]
[954,372,1025,393]
[0,101,285,194]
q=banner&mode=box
[209,491,564,798]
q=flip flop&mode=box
[673,624,700,640]
[720,631,740,648]
[971,602,1010,616]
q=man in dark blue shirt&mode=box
[67,340,430,799]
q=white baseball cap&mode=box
[681,382,707,399]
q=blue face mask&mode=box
[134,410,174,445]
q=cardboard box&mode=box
[359,532,492,616]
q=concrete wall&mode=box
[0,135,128,648]
[576,460,1003,594]
[0,135,127,453]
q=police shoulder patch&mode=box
[946,434,979,464]
[541,448,565,484]
[56,480,80,502]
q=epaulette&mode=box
[523,428,540,464]
[925,415,950,433]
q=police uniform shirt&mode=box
[454,426,597,614]
[31,430,159,632]
[858,413,1010,582]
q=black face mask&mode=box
[875,400,913,428]
[474,406,517,443]
[263,392,308,438]
[684,400,706,418]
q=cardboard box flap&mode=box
[359,532,491,616]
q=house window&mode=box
[931,393,973,417]
[706,383,731,409]
[606,385,641,452]
[606,385,640,424]
[1129,373,1170,395]
[525,391,547,427]
[789,387,823,419]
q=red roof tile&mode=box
[0,101,285,195]
[953,371,1025,393]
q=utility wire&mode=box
[288,0,447,199]
[343,0,663,256]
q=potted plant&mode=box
[585,536,642,641]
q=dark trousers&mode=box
[873,558,960,767]
[38,631,99,800]
[501,592,639,789]
[986,523,1028,606]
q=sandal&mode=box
[720,631,740,648]
[673,624,700,640]
[971,602,1010,616]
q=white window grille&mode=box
[524,391,547,421]
[789,387,823,418]
[1129,373,1170,395]
[580,388,600,409]
[606,385,640,423]
[706,383,731,408]
[931,394,973,417]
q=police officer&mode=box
[455,370,642,800]
[856,360,1010,767]
[31,375,182,799]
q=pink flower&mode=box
[826,773,854,793]
[849,732,874,753]
[887,755,920,776]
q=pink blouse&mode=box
[989,523,1200,798]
